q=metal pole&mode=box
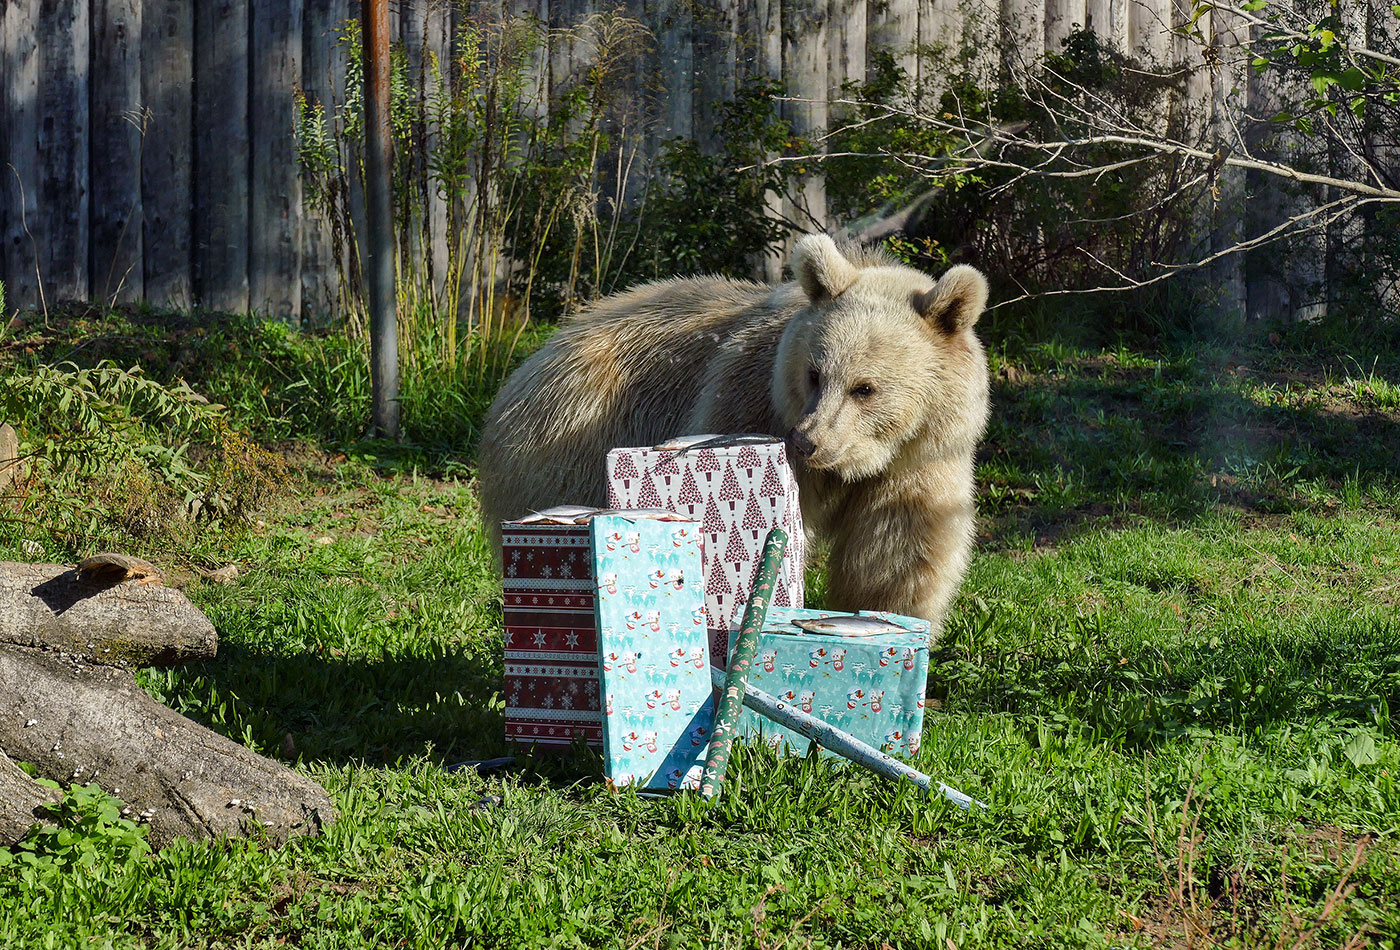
[362,0,399,439]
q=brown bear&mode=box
[478,234,990,633]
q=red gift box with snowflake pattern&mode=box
[502,523,604,750]
[606,438,805,667]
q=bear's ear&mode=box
[792,234,859,304]
[915,265,989,334]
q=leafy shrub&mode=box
[0,360,282,549]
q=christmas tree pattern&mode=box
[718,467,743,510]
[612,452,639,487]
[774,575,791,607]
[638,471,663,508]
[695,449,721,486]
[677,468,702,507]
[741,490,766,534]
[722,528,749,566]
[652,452,681,476]
[700,502,725,534]
[759,458,784,498]
[736,445,762,473]
[705,557,732,596]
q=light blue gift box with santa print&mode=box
[736,607,931,760]
[591,512,713,790]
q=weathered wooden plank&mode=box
[694,0,741,151]
[140,0,194,308]
[1127,0,1170,61]
[299,0,350,321]
[1001,0,1044,71]
[918,0,959,91]
[829,0,865,102]
[1044,0,1085,52]
[195,0,251,313]
[1084,0,1110,42]
[653,0,694,140]
[425,1,452,306]
[782,0,828,232]
[250,0,304,321]
[1102,0,1128,49]
[37,0,90,303]
[1,0,41,311]
[734,0,784,279]
[90,0,144,304]
[868,0,917,80]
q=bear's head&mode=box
[773,234,990,481]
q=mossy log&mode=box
[0,561,334,849]
[0,561,216,667]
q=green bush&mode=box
[0,359,281,550]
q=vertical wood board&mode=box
[829,0,866,103]
[1044,0,1085,53]
[250,0,304,320]
[195,0,251,312]
[37,0,91,302]
[2,0,41,310]
[90,0,144,304]
[868,0,918,80]
[140,0,194,307]
[299,0,352,320]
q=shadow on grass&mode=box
[144,637,511,767]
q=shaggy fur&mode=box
[478,234,991,632]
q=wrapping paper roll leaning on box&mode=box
[607,436,805,668]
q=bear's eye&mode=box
[850,383,876,399]
[807,367,820,388]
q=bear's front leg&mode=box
[822,469,977,637]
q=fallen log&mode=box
[0,748,60,846]
[0,646,334,849]
[0,561,217,667]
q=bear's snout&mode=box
[785,427,816,460]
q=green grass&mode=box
[3,303,1400,947]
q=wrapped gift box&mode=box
[606,436,805,668]
[739,607,931,759]
[591,513,712,789]
[502,521,603,749]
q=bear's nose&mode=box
[786,427,816,459]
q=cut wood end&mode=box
[76,553,163,586]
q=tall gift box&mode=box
[606,436,805,667]
[591,513,712,789]
[740,608,931,759]
[502,521,603,749]
[502,510,709,755]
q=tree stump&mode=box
[0,560,335,849]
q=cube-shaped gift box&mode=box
[606,435,805,668]
[739,607,931,760]
[502,509,708,756]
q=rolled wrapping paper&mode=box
[712,669,984,811]
[699,526,789,798]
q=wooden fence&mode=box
[0,0,1362,321]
